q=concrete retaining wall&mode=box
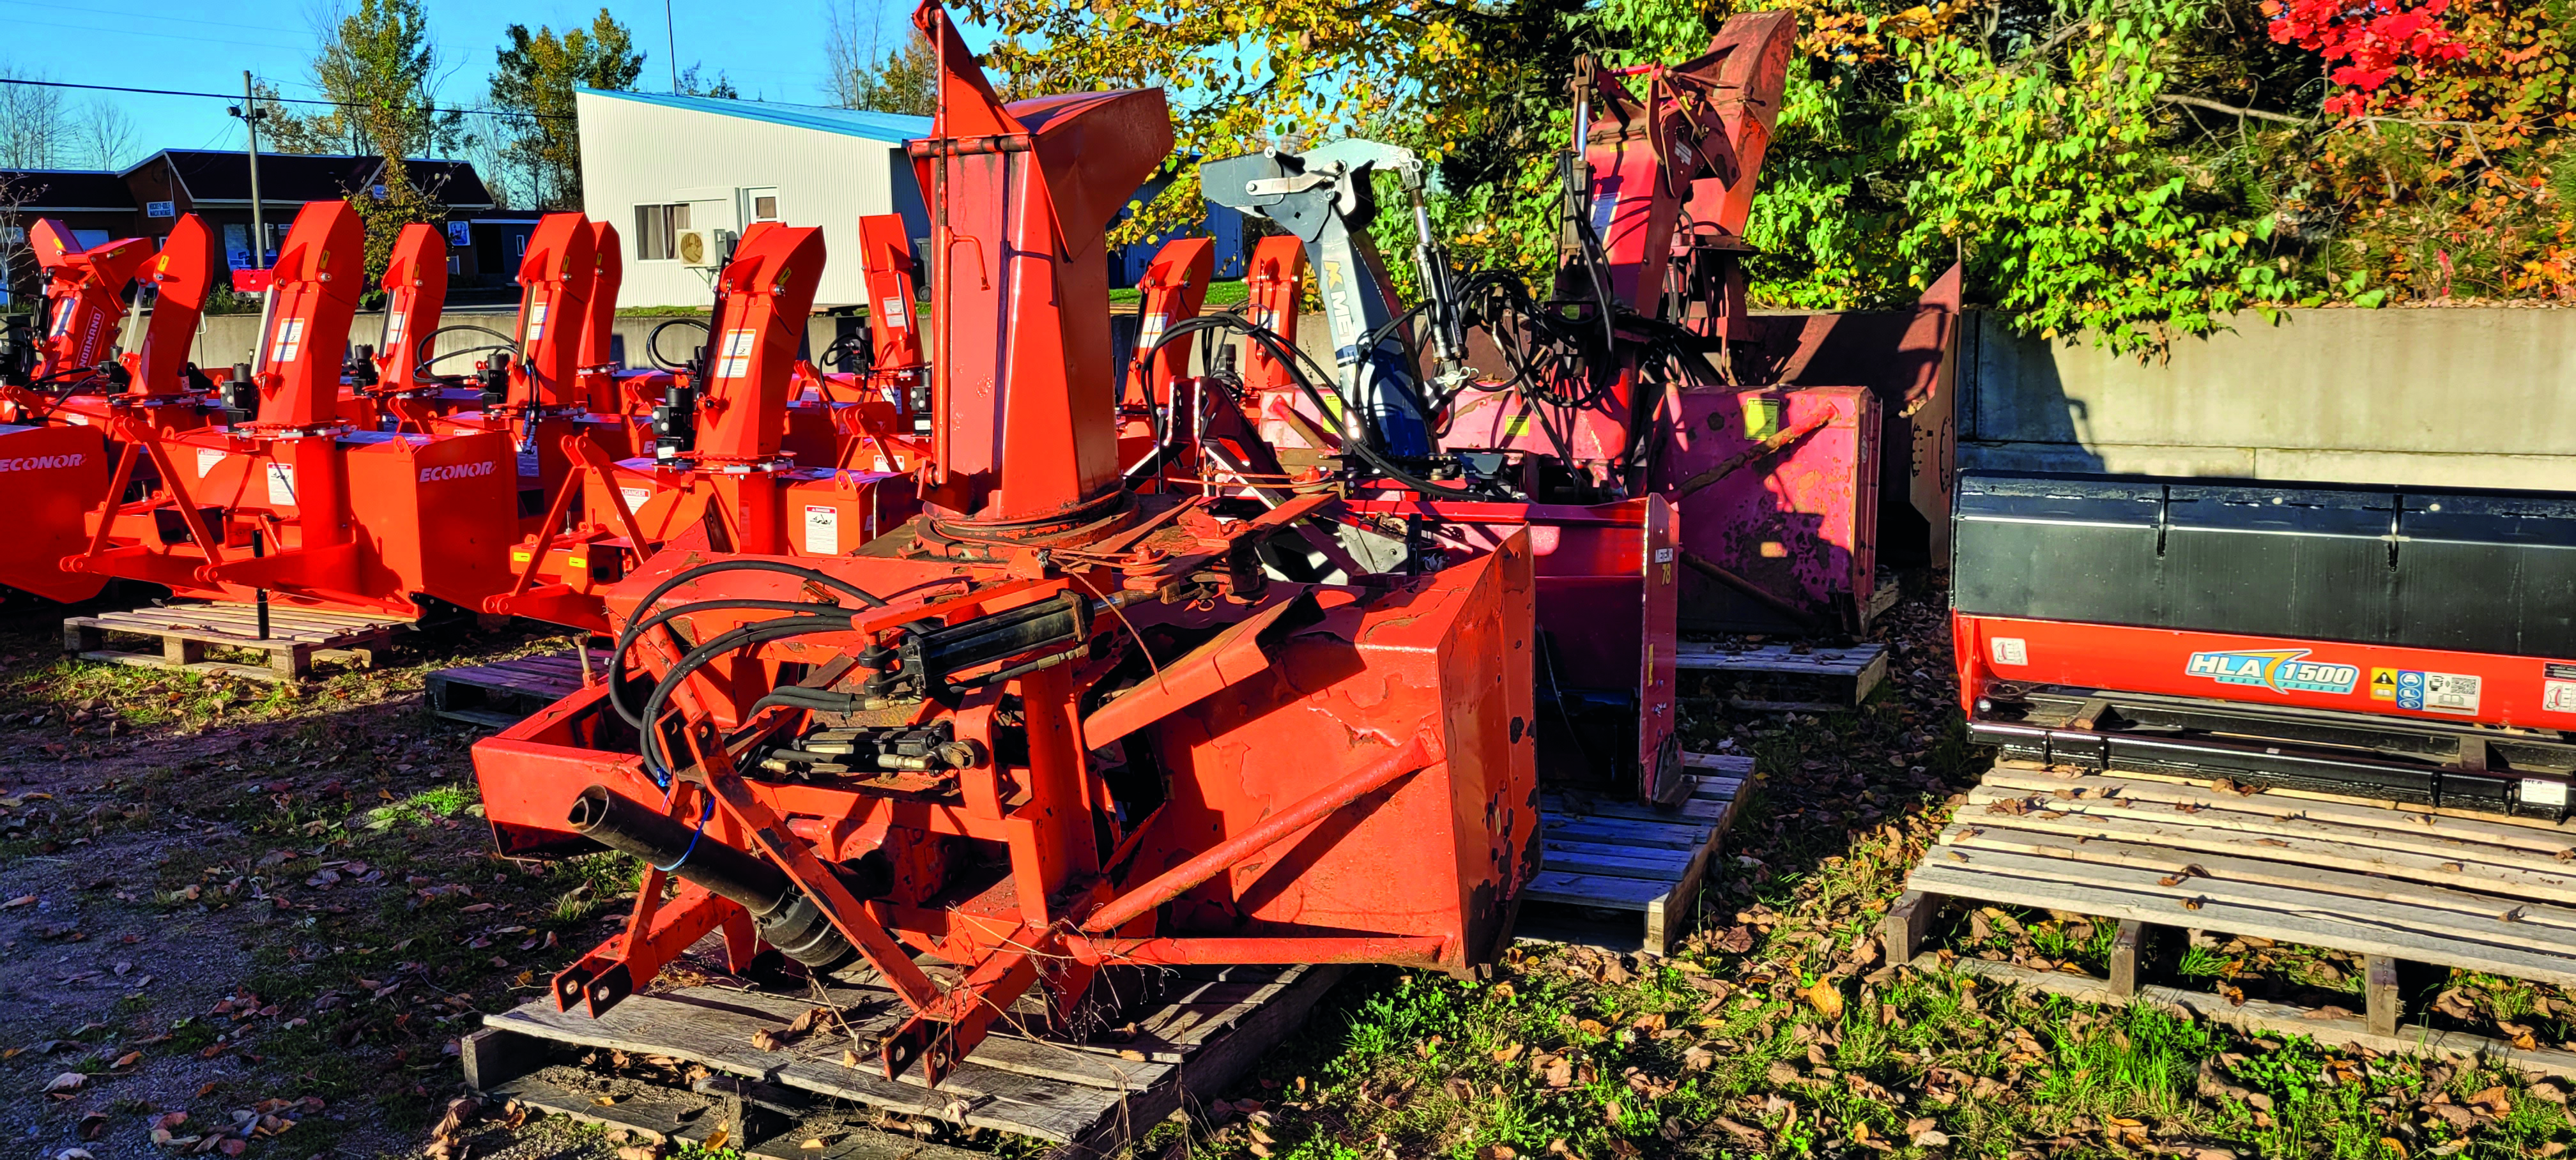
[1960,307,2576,490]
[177,308,1343,381]
[180,308,850,376]
[167,302,2576,494]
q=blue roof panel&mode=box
[576,89,930,143]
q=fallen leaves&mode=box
[1801,980,1844,1021]
[43,1071,84,1097]
[2156,864,2208,887]
[424,1096,479,1160]
[752,1005,834,1052]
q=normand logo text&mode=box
[417,461,498,483]
[0,453,86,472]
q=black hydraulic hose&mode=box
[627,558,890,625]
[1562,153,1621,356]
[647,317,712,371]
[1133,312,1487,501]
[638,614,854,785]
[417,323,519,350]
[1350,297,1442,422]
[607,560,889,729]
[22,365,108,418]
[608,597,859,730]
[1125,314,1261,484]
[818,331,870,378]
[415,342,519,379]
[407,324,523,381]
[751,687,859,715]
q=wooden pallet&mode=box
[1864,570,1903,626]
[1882,759,2576,1075]
[1675,641,1887,712]
[464,963,1344,1159]
[428,650,607,728]
[62,602,403,682]
[1521,751,1754,954]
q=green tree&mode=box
[827,8,936,116]
[678,64,740,100]
[489,9,645,209]
[958,0,1566,248]
[268,0,470,291]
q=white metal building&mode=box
[573,88,931,310]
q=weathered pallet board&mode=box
[1888,762,2576,1063]
[467,963,1344,1158]
[1673,641,1888,711]
[428,650,608,729]
[1924,955,2576,1083]
[1864,572,1903,627]
[482,1064,998,1160]
[1522,751,1754,954]
[63,602,403,682]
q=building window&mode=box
[749,188,779,223]
[514,232,528,261]
[634,203,691,261]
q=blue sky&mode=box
[0,0,980,165]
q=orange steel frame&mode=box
[471,0,1537,1092]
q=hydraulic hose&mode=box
[647,317,712,370]
[636,614,855,786]
[607,559,891,728]
[1129,312,1488,501]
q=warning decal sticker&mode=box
[266,462,297,507]
[716,328,755,379]
[804,505,839,556]
[2394,669,2480,715]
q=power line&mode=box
[0,75,574,121]
[0,11,305,52]
[0,0,304,35]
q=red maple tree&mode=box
[2264,0,2471,115]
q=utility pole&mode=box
[228,72,274,376]
[666,0,679,93]
[228,71,269,271]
